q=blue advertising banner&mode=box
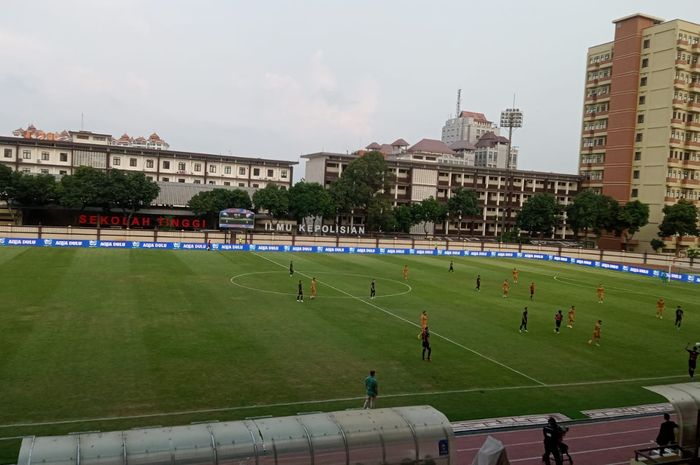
[1,236,698,284]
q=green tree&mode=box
[615,200,650,248]
[366,197,396,233]
[288,181,334,231]
[412,197,447,235]
[592,195,620,238]
[566,190,601,239]
[650,238,665,253]
[188,188,252,227]
[58,166,112,211]
[0,164,20,220]
[658,199,699,254]
[447,187,480,236]
[252,184,289,227]
[13,174,58,206]
[108,171,160,222]
[392,204,415,234]
[516,193,562,238]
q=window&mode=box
[3,149,11,158]
[209,165,217,173]
[194,163,201,172]
[238,183,245,187]
[637,114,645,124]
[41,151,50,161]
[252,183,259,188]
[113,157,121,166]
[40,168,49,174]
[162,160,170,169]
[60,152,68,162]
[178,162,186,171]
[208,180,215,185]
[639,95,646,105]
[178,178,185,183]
[194,179,201,184]
[633,170,640,179]
[635,133,643,142]
[253,168,260,176]
[642,58,649,68]
[239,167,246,175]
[21,168,30,174]
[267,169,274,177]
[162,177,169,182]
[224,181,231,186]
[146,159,154,168]
[224,166,231,174]
[281,170,288,178]
[23,150,31,159]
[643,39,650,49]
[631,188,639,197]
[640,77,647,86]
[130,158,137,167]
[59,170,68,175]
[634,151,642,161]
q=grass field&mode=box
[0,247,698,463]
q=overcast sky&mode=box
[1,1,697,178]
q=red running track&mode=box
[456,415,666,464]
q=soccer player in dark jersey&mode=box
[519,307,528,333]
[449,260,454,272]
[686,344,699,378]
[421,327,432,361]
[289,261,294,277]
[675,306,684,330]
[475,275,481,291]
[296,279,303,302]
[554,310,563,334]
[370,279,376,299]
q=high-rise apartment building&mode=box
[579,13,700,251]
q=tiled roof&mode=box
[366,142,381,150]
[408,138,455,155]
[475,132,509,148]
[459,111,490,122]
[391,138,409,146]
[448,140,476,151]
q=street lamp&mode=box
[499,108,524,235]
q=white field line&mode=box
[457,426,658,452]
[254,252,546,386]
[0,374,685,431]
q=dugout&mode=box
[16,405,454,465]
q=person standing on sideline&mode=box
[403,264,409,281]
[554,310,563,334]
[657,298,665,319]
[363,370,378,409]
[370,279,376,299]
[529,282,536,301]
[502,279,510,298]
[542,417,564,465]
[597,284,605,304]
[567,306,576,328]
[310,277,317,300]
[686,344,699,378]
[421,327,432,361]
[655,413,678,456]
[206,240,212,251]
[588,320,602,346]
[475,275,481,292]
[675,306,684,330]
[449,260,454,272]
[289,261,294,277]
[519,307,528,333]
[296,280,304,303]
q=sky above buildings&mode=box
[0,1,697,177]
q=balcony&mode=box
[668,157,684,166]
[677,38,691,49]
[681,178,700,186]
[666,177,682,186]
[691,81,700,90]
[674,79,690,88]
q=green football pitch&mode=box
[0,247,697,462]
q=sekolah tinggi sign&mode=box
[78,214,207,230]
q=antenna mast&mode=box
[456,89,462,117]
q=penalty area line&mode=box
[0,374,686,431]
[253,252,546,386]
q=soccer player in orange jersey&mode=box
[310,277,317,300]
[417,310,429,339]
[403,264,409,280]
[512,267,519,284]
[597,284,605,304]
[502,279,510,298]
[656,298,665,319]
[567,306,575,328]
[529,282,535,301]
[588,320,602,346]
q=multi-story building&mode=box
[303,151,581,237]
[474,132,518,169]
[0,131,296,189]
[441,111,499,145]
[13,125,171,150]
[579,13,700,251]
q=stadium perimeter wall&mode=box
[0,225,698,284]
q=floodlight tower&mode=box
[499,107,523,234]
